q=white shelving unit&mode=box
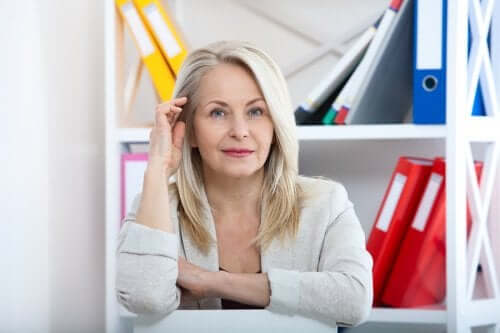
[105,1,500,332]
[117,124,448,142]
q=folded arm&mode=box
[116,196,181,315]
[266,205,373,327]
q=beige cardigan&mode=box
[116,175,373,327]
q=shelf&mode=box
[297,124,446,141]
[117,127,151,143]
[116,124,447,143]
[106,0,500,331]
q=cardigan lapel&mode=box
[178,186,219,272]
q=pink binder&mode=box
[121,153,149,223]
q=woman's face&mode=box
[192,63,274,180]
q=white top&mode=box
[116,175,374,328]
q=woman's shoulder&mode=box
[297,175,348,202]
[297,175,352,218]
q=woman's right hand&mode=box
[148,96,188,177]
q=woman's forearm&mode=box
[135,160,173,233]
[206,271,271,307]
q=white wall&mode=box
[1,0,105,332]
[0,1,50,332]
[40,0,106,332]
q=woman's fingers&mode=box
[155,97,188,115]
[156,96,188,108]
[155,104,179,129]
[149,97,188,175]
[154,97,187,128]
[172,121,186,150]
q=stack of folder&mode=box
[295,0,488,126]
[116,0,188,102]
[367,156,483,307]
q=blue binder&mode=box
[472,86,486,116]
[469,20,488,117]
[413,0,447,124]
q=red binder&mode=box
[367,156,434,305]
[381,158,483,307]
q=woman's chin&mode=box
[220,167,262,179]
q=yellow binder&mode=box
[116,0,175,101]
[132,0,188,75]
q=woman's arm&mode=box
[177,258,270,307]
[116,188,181,315]
[265,203,373,328]
[207,271,271,307]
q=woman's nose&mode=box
[228,114,249,139]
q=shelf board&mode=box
[117,127,151,143]
[116,124,447,143]
[298,124,446,140]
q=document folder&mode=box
[116,0,176,101]
[412,0,447,124]
[367,156,433,305]
[382,158,483,307]
[133,0,188,76]
[331,0,405,125]
[343,0,412,124]
[121,153,149,222]
[295,24,375,125]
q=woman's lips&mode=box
[222,150,253,158]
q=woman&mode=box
[116,40,373,327]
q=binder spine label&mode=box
[376,173,407,232]
[416,0,443,69]
[412,173,443,231]
[145,4,181,58]
[122,3,154,57]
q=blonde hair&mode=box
[171,40,302,253]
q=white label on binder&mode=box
[145,4,181,58]
[122,3,154,57]
[412,173,443,232]
[376,173,407,232]
[416,0,443,69]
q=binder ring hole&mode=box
[423,75,438,92]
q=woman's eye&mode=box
[210,109,225,118]
[249,108,263,117]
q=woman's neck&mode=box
[202,168,264,219]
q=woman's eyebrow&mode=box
[205,97,265,108]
